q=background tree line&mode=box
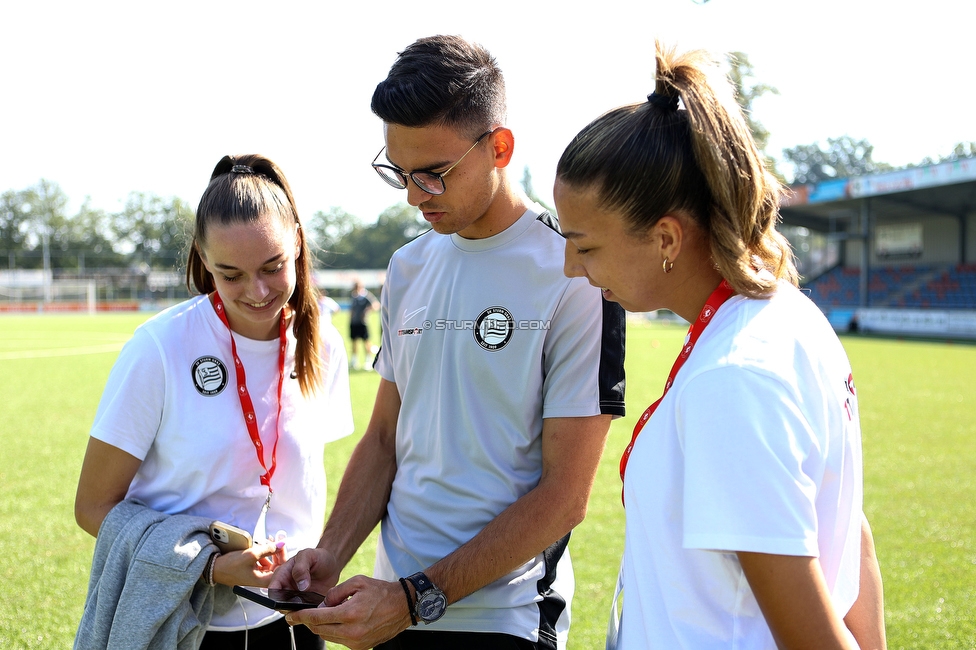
[3,54,972,276]
[0,180,430,274]
[1,184,192,272]
[728,52,975,185]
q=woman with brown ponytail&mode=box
[554,44,885,649]
[75,154,352,649]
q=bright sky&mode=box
[2,0,973,223]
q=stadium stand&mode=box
[805,264,976,310]
[781,158,976,338]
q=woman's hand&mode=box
[212,541,287,587]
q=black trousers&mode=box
[375,629,539,650]
[199,617,324,650]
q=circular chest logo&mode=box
[474,306,514,351]
[192,356,228,396]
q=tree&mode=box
[727,52,781,178]
[0,180,70,269]
[110,192,193,269]
[1,182,128,271]
[307,206,361,267]
[323,203,428,269]
[521,166,554,213]
[0,189,32,268]
[943,141,976,161]
[913,141,976,166]
[69,200,126,269]
[782,136,893,185]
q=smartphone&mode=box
[209,521,253,553]
[233,585,326,611]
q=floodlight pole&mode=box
[42,230,52,303]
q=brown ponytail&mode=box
[186,154,324,396]
[556,42,797,298]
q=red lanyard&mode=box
[619,280,736,505]
[211,293,287,495]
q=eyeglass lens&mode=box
[374,165,409,190]
[372,129,494,196]
[410,172,447,195]
[374,165,447,195]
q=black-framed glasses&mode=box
[371,128,496,196]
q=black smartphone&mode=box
[233,585,326,611]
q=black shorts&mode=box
[350,322,369,341]
[199,617,323,649]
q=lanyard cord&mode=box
[619,280,736,505]
[211,293,287,494]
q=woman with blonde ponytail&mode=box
[75,154,353,649]
[555,43,885,649]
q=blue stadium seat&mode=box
[802,264,976,311]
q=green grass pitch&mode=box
[0,311,973,648]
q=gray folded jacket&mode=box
[74,498,236,650]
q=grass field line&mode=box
[1,331,133,341]
[0,342,125,360]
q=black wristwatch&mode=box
[405,572,447,624]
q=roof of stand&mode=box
[779,158,976,231]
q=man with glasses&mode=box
[371,127,496,198]
[276,35,626,650]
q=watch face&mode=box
[417,590,447,622]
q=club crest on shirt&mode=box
[192,356,228,396]
[474,306,514,351]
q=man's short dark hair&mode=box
[371,35,506,137]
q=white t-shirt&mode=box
[318,295,340,320]
[90,294,354,630]
[618,282,862,649]
[373,205,626,648]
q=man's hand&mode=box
[285,576,413,650]
[269,547,342,595]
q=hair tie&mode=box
[231,164,254,174]
[647,91,679,112]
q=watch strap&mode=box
[405,572,447,624]
[405,572,435,595]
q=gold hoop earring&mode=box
[663,257,674,274]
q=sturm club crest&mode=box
[474,306,514,351]
[192,356,228,396]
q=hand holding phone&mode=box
[209,521,253,553]
[233,585,326,611]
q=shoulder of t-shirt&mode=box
[532,207,561,234]
[141,294,210,328]
[388,225,440,264]
[136,294,212,350]
[692,284,843,379]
